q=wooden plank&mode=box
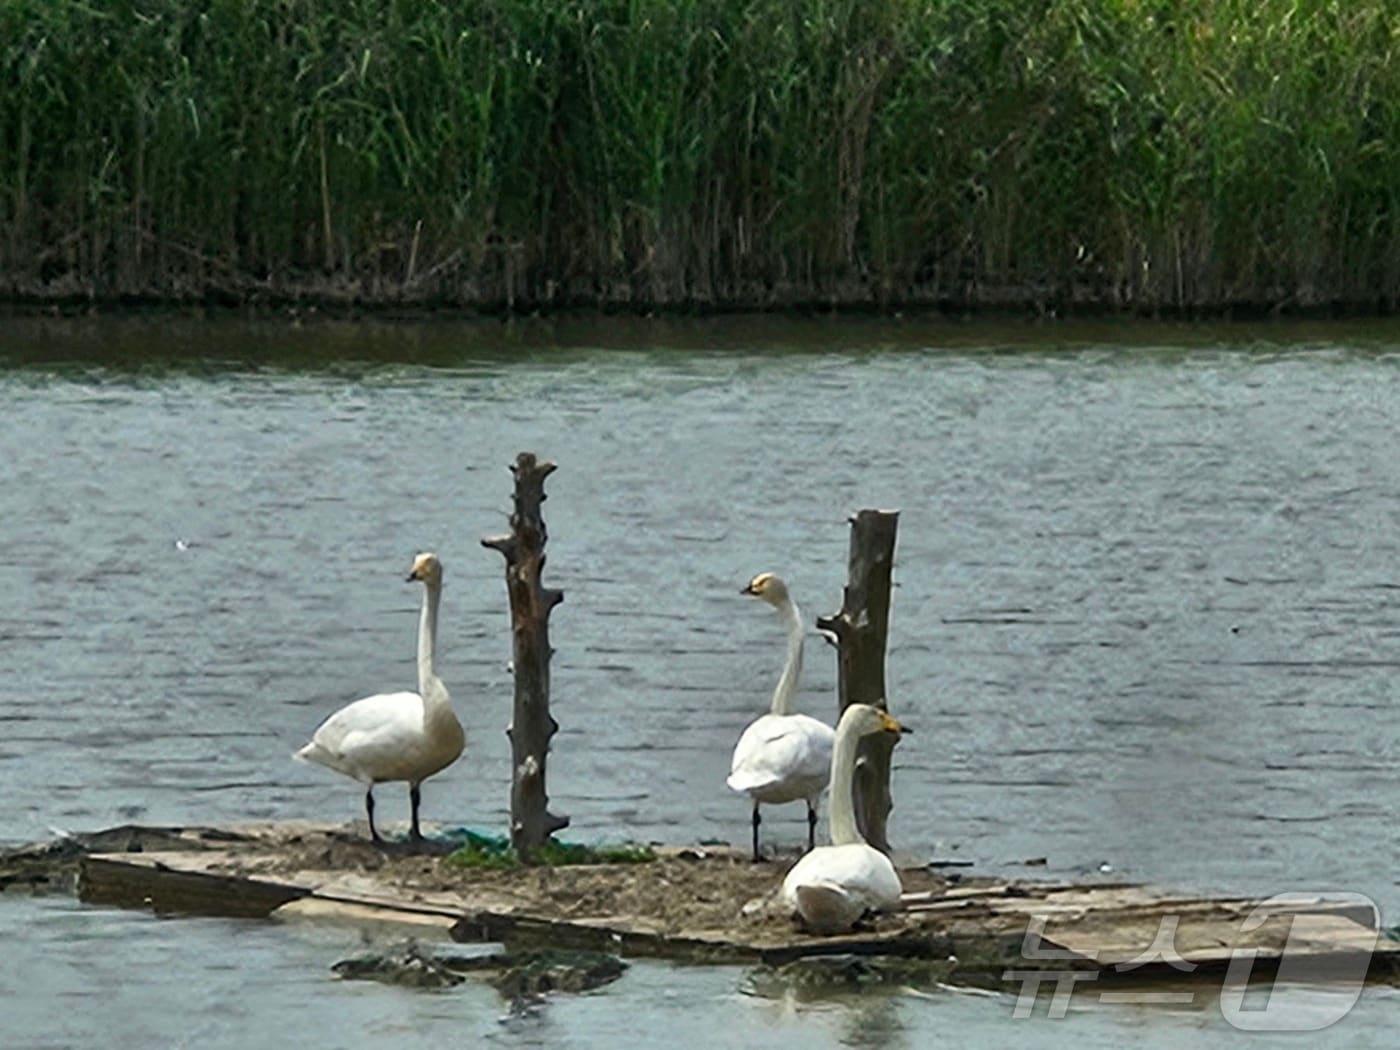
[1041,909,1398,971]
[455,909,756,962]
[272,898,460,937]
[302,872,507,916]
[903,898,979,914]
[81,854,308,918]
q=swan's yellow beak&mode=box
[880,711,907,735]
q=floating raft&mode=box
[51,822,1400,982]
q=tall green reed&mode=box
[2,0,1398,309]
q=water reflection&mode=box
[835,997,907,1049]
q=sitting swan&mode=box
[781,703,906,933]
[727,573,836,861]
[295,552,465,843]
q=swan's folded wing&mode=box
[785,714,835,781]
[728,715,833,792]
[816,848,902,912]
[298,692,423,773]
[791,882,863,934]
[782,844,903,922]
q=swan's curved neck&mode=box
[768,597,804,717]
[417,579,445,703]
[827,714,865,847]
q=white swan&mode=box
[294,552,465,843]
[727,573,836,861]
[781,703,905,933]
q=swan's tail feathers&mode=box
[295,739,367,783]
[294,740,336,769]
[726,770,779,794]
[793,882,861,934]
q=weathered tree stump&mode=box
[815,509,900,853]
[483,452,570,860]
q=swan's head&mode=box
[406,552,443,585]
[741,572,789,607]
[839,703,907,739]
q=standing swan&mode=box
[295,552,465,843]
[727,573,836,861]
[781,703,906,933]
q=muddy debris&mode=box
[332,942,465,989]
[0,838,90,895]
[454,949,629,997]
[220,830,947,940]
[332,941,628,997]
[21,821,944,944]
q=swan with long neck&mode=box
[294,552,465,843]
[726,573,836,861]
[781,703,905,932]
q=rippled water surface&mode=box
[4,315,1400,1046]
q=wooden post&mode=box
[815,509,900,853]
[482,452,570,859]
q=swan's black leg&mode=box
[410,783,423,842]
[366,786,382,844]
[751,802,763,862]
[807,801,818,852]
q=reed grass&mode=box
[3,0,1399,311]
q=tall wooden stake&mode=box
[483,452,570,859]
[815,509,900,853]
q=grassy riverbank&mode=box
[3,0,1399,313]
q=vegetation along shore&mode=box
[4,0,1398,314]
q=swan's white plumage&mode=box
[727,713,832,803]
[780,703,905,933]
[727,573,835,857]
[294,552,464,839]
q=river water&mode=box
[3,314,1400,1046]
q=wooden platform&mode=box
[57,820,1400,985]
